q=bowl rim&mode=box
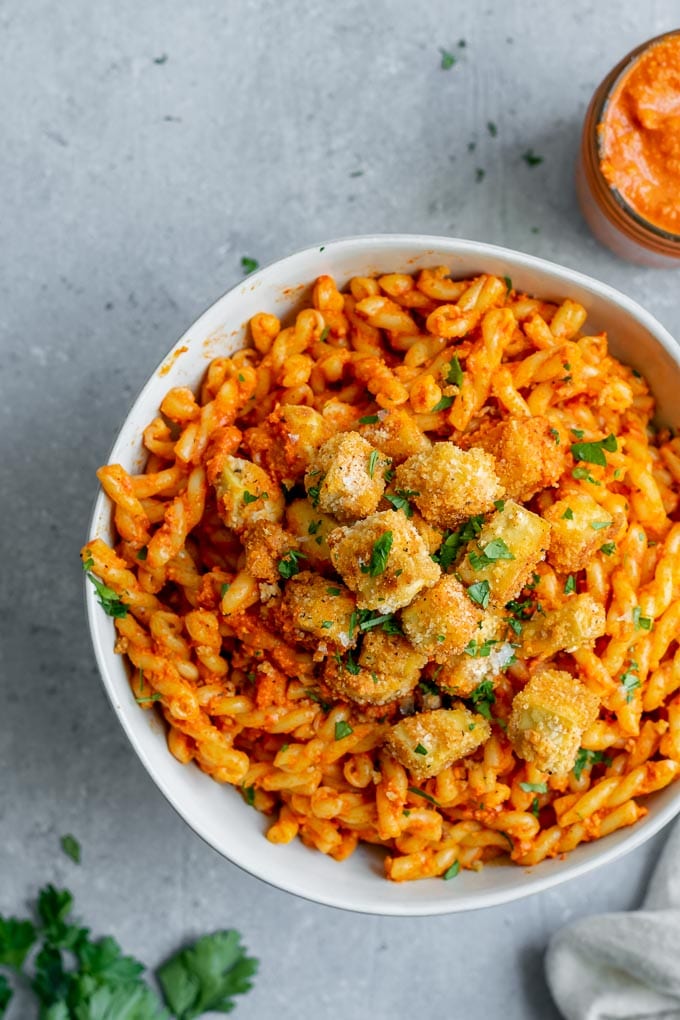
[85,233,680,915]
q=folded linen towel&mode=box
[546,819,680,1019]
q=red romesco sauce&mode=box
[599,34,680,235]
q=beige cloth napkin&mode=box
[545,819,680,1019]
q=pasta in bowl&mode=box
[84,236,680,913]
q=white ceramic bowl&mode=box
[86,235,680,915]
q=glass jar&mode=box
[577,30,680,267]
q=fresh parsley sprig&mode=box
[82,556,128,619]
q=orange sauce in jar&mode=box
[599,34,680,235]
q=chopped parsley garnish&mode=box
[419,679,440,696]
[334,720,354,741]
[620,660,640,703]
[530,797,540,817]
[414,743,429,755]
[220,583,230,597]
[506,597,535,621]
[137,546,148,560]
[367,449,380,478]
[277,549,307,580]
[570,428,584,439]
[319,326,330,342]
[467,580,491,609]
[561,507,574,520]
[308,519,322,535]
[571,433,618,467]
[600,542,616,556]
[564,574,576,595]
[321,620,333,629]
[242,785,256,805]
[519,781,548,794]
[359,414,379,424]
[326,586,341,596]
[463,638,499,658]
[407,786,440,806]
[360,531,393,576]
[432,395,454,413]
[384,489,419,517]
[494,499,505,512]
[549,428,560,444]
[60,834,81,864]
[241,256,259,274]
[590,521,610,530]
[632,607,652,631]
[446,355,464,387]
[440,48,456,69]
[573,748,613,781]
[238,373,245,382]
[488,121,498,138]
[475,167,485,182]
[82,556,128,619]
[572,465,600,485]
[135,693,162,704]
[469,679,495,721]
[442,861,461,880]
[433,514,484,570]
[503,275,512,293]
[305,688,331,711]
[469,537,515,570]
[242,490,259,504]
[522,149,544,167]
[359,611,402,635]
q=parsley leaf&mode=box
[277,549,307,580]
[82,558,128,619]
[0,976,11,1016]
[360,532,393,576]
[620,661,640,703]
[573,748,612,781]
[590,521,610,530]
[600,542,616,556]
[241,256,259,274]
[433,515,484,571]
[572,465,600,485]
[242,490,259,504]
[522,148,544,167]
[414,743,428,755]
[384,489,419,517]
[446,355,464,387]
[632,606,652,631]
[519,781,547,794]
[407,786,440,806]
[432,395,454,413]
[334,720,353,740]
[564,574,576,595]
[469,679,495,721]
[442,861,461,880]
[487,121,498,138]
[468,537,514,570]
[571,434,618,467]
[158,931,257,1020]
[463,638,499,658]
[0,916,37,970]
[440,48,456,69]
[467,580,491,609]
[367,450,380,478]
[60,834,81,865]
[549,427,560,444]
[358,414,379,424]
[562,507,574,520]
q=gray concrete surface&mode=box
[2,1,680,1017]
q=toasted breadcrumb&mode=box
[394,443,505,529]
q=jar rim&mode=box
[594,28,680,245]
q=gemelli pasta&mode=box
[83,266,680,881]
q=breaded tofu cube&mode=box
[543,493,615,573]
[468,416,566,501]
[520,593,606,659]
[401,576,484,663]
[245,404,332,485]
[328,510,440,613]
[508,668,600,774]
[285,498,338,570]
[436,613,516,697]
[458,500,550,607]
[410,512,444,554]
[323,631,427,706]
[384,707,491,779]
[281,571,356,649]
[215,457,285,532]
[394,443,505,529]
[243,520,297,584]
[305,432,390,522]
[360,408,431,464]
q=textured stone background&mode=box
[2,1,680,1017]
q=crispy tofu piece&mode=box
[468,416,566,501]
[281,571,356,648]
[360,408,431,464]
[328,509,440,613]
[384,707,491,779]
[520,593,606,659]
[458,500,550,607]
[305,432,390,522]
[410,512,444,554]
[508,668,600,774]
[394,443,505,529]
[285,498,338,570]
[401,576,484,663]
[215,457,285,532]
[246,404,332,485]
[543,493,615,573]
[436,613,516,697]
[324,631,427,706]
[243,521,297,584]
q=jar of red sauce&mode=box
[577,30,680,266]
